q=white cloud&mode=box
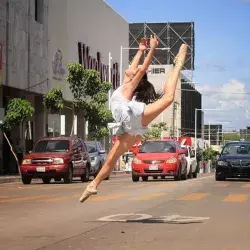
[197,79,250,129]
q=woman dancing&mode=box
[79,35,188,203]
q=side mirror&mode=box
[99,150,106,155]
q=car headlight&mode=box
[53,158,64,164]
[22,159,31,165]
[166,158,177,164]
[217,161,228,166]
[133,157,142,164]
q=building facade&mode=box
[147,65,181,137]
[0,0,49,174]
[204,124,223,145]
[0,0,129,174]
[47,0,128,139]
[181,78,202,138]
[240,126,250,140]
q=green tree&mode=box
[66,63,113,139]
[203,147,218,167]
[43,87,64,113]
[222,132,240,144]
[0,98,35,174]
[143,122,168,141]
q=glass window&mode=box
[97,142,103,151]
[33,140,69,153]
[221,143,250,156]
[35,0,44,24]
[86,142,97,153]
[139,141,176,153]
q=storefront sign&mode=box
[78,42,119,89]
[147,67,166,75]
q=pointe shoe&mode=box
[79,182,97,203]
[173,44,188,69]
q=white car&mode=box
[182,146,198,178]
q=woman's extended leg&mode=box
[79,133,140,203]
[141,44,188,126]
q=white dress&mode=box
[109,85,149,136]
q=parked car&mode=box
[20,136,91,185]
[84,140,109,180]
[131,139,188,182]
[216,141,250,181]
[181,145,198,178]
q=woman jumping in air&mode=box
[79,35,188,203]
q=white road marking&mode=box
[98,213,210,223]
[98,213,152,222]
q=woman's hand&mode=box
[150,34,159,49]
[139,38,147,52]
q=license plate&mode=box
[36,167,46,172]
[149,165,158,170]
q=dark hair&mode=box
[133,73,162,104]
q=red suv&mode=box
[132,139,187,182]
[20,136,91,185]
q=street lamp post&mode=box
[108,52,112,110]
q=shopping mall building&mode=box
[0,0,201,175]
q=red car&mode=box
[20,136,91,185]
[131,139,188,182]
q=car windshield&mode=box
[33,140,69,153]
[139,141,176,153]
[86,142,97,153]
[221,143,250,156]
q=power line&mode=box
[25,78,49,91]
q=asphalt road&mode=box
[1,173,250,250]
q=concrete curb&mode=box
[0,171,131,184]
[0,176,21,184]
[111,171,131,175]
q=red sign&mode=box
[0,42,3,71]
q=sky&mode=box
[105,0,250,130]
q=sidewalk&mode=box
[0,175,21,184]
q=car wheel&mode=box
[181,165,188,180]
[174,165,181,181]
[187,165,193,179]
[161,176,165,180]
[153,176,158,180]
[81,165,90,182]
[42,177,51,184]
[215,173,226,181]
[64,164,73,184]
[132,175,139,182]
[142,176,148,182]
[22,176,32,185]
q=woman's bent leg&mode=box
[94,133,139,186]
[79,133,139,203]
[141,44,187,126]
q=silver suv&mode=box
[84,140,109,180]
